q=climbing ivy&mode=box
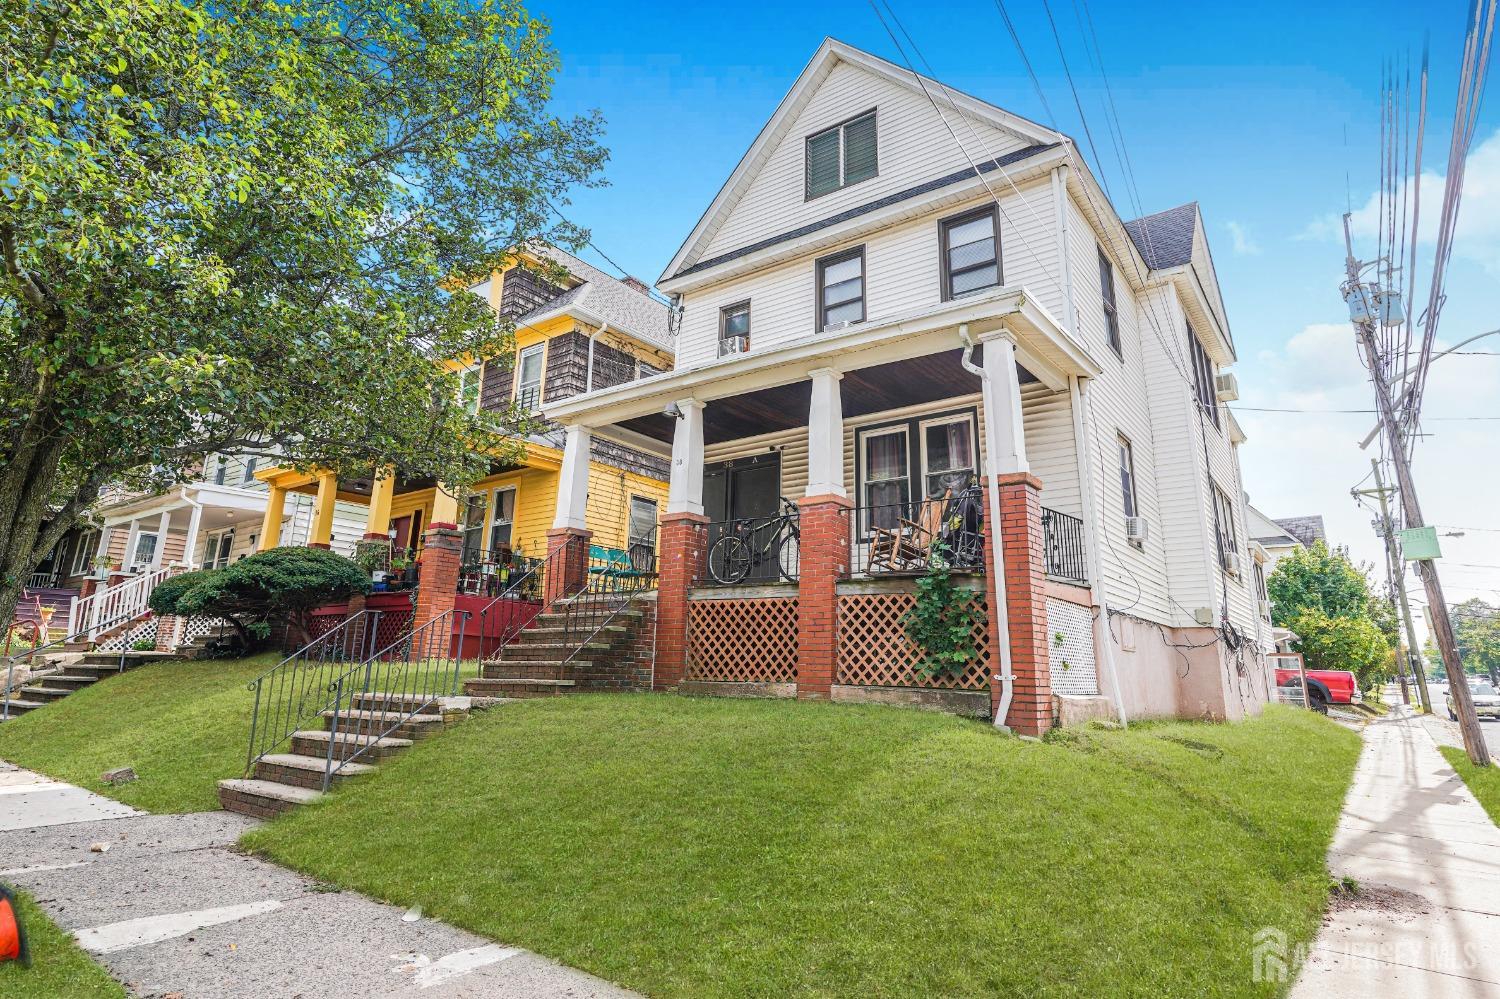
[903,544,983,681]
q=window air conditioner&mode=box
[1214,372,1239,402]
[1124,516,1149,544]
[718,335,750,357]
[1221,550,1241,576]
[1258,599,1272,620]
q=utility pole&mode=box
[1343,215,1490,766]
[1357,458,1431,712]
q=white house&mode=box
[540,39,1269,730]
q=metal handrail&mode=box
[557,535,659,669]
[3,605,148,721]
[243,609,385,774]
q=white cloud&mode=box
[1298,128,1500,273]
[1225,220,1261,255]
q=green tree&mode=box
[1285,609,1391,692]
[1266,542,1373,626]
[0,0,605,632]
[1452,599,1500,683]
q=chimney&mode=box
[622,276,650,296]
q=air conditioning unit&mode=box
[1221,550,1241,576]
[1214,371,1239,402]
[718,335,750,357]
[1258,599,1272,620]
[1124,515,1149,544]
[823,320,853,333]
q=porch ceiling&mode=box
[618,348,1037,445]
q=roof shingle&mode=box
[1123,202,1198,270]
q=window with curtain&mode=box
[805,110,877,198]
[941,207,1000,299]
[461,494,487,562]
[862,427,909,530]
[488,488,516,553]
[817,247,865,331]
[922,418,975,498]
[515,345,544,412]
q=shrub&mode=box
[168,548,370,648]
[148,568,224,617]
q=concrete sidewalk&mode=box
[1290,706,1500,997]
[0,761,635,998]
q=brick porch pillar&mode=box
[154,615,179,653]
[796,494,851,699]
[411,523,460,630]
[985,472,1051,736]
[653,512,707,690]
[544,528,592,610]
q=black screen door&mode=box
[704,452,783,581]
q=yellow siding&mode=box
[584,463,668,551]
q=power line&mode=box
[1233,405,1500,420]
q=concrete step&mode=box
[252,752,376,790]
[218,778,324,818]
[55,664,125,680]
[19,685,74,703]
[478,661,583,681]
[289,728,413,763]
[463,677,576,698]
[350,692,444,715]
[48,675,98,689]
[500,642,612,661]
[77,650,178,667]
[320,708,446,741]
[0,699,47,716]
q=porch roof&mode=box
[542,285,1102,437]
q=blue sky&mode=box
[542,0,1500,611]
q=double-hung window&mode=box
[205,530,234,570]
[719,301,751,356]
[460,494,487,563]
[805,110,878,199]
[514,344,544,412]
[941,207,1000,299]
[1189,328,1220,428]
[861,426,910,532]
[213,456,228,485]
[240,456,258,485]
[71,531,97,575]
[1212,484,1238,572]
[1116,434,1138,519]
[488,487,516,553]
[920,415,976,499]
[457,363,482,414]
[1099,246,1121,356]
[628,496,658,549]
[817,247,865,331]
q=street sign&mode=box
[1399,526,1442,560]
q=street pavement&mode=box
[1290,704,1500,998]
[0,761,636,998]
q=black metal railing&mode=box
[556,534,659,669]
[472,546,556,660]
[319,606,471,787]
[243,610,385,773]
[458,549,544,598]
[844,486,986,577]
[1041,507,1088,584]
[700,500,800,586]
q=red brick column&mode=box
[984,473,1052,736]
[412,524,461,629]
[653,512,707,690]
[154,615,179,652]
[544,528,593,610]
[796,494,852,699]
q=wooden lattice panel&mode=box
[836,592,990,690]
[686,598,798,683]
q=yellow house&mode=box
[255,246,675,586]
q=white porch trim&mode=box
[805,368,845,498]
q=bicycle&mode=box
[707,498,801,584]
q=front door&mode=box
[704,452,784,581]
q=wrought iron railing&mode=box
[458,549,544,598]
[243,610,385,773]
[556,534,659,669]
[1041,507,1088,584]
[471,546,556,661]
[843,487,986,577]
[700,501,800,586]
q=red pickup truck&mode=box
[1275,664,1361,714]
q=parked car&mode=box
[1274,666,1362,715]
[1448,682,1500,721]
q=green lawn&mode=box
[243,697,1359,998]
[0,652,485,813]
[1439,745,1500,824]
[0,891,124,998]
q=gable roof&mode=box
[512,246,672,352]
[1123,203,1198,270]
[1274,515,1327,549]
[659,37,1063,284]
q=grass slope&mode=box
[0,654,279,812]
[0,891,124,998]
[244,697,1359,998]
[1439,745,1500,824]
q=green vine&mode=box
[903,543,983,681]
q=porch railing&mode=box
[67,564,176,639]
[843,487,986,578]
[26,572,60,589]
[1041,507,1088,584]
[556,534,659,668]
[458,549,545,598]
[243,610,385,773]
[700,502,800,586]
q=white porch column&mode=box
[980,331,1029,475]
[552,423,592,531]
[122,519,141,572]
[805,368,846,498]
[666,399,706,516]
[95,526,114,571]
[153,509,171,569]
[183,497,204,570]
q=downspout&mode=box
[584,322,611,394]
[1054,162,1129,726]
[179,486,204,570]
[958,323,1017,732]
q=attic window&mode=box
[805,111,878,199]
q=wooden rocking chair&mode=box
[867,490,951,573]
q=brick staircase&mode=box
[464,597,653,699]
[217,693,473,818]
[2,650,182,719]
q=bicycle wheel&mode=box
[708,535,752,584]
[777,532,800,581]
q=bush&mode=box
[148,568,223,616]
[167,548,370,647]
